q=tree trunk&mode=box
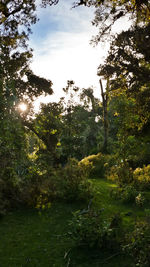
[99,79,109,153]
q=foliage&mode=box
[79,153,107,178]
[99,24,150,125]
[0,108,30,213]
[0,0,150,235]
[31,102,63,156]
[109,168,147,206]
[69,208,123,251]
[21,171,50,208]
[135,193,145,207]
[109,164,149,206]
[97,22,150,170]
[110,185,139,204]
[108,161,133,185]
[60,83,102,161]
[106,94,150,169]
[0,0,57,214]
[0,0,58,37]
[0,0,54,105]
[133,165,150,190]
[56,158,93,202]
[123,221,150,267]
[21,158,93,207]
[89,0,150,44]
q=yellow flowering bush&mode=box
[133,165,150,189]
[79,153,109,178]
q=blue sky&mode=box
[29,0,107,106]
[29,0,130,107]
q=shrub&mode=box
[21,172,51,207]
[133,165,150,190]
[0,170,23,215]
[117,163,133,185]
[57,158,93,202]
[135,193,145,207]
[79,153,108,178]
[123,221,150,267]
[22,158,93,207]
[110,185,139,204]
[68,208,123,251]
[108,160,134,186]
[108,166,118,181]
[120,185,138,204]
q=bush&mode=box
[0,170,23,215]
[21,172,53,208]
[110,184,145,206]
[123,221,150,267]
[22,158,93,207]
[135,193,145,207]
[114,162,133,185]
[57,158,93,202]
[68,208,123,251]
[80,153,110,178]
[133,165,150,190]
[110,185,138,204]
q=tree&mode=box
[99,79,109,153]
[0,0,58,35]
[59,82,102,161]
[75,0,150,42]
[98,23,150,127]
[0,0,55,121]
[0,0,58,212]
[23,102,63,166]
[98,22,150,165]
[0,0,55,99]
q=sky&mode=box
[29,0,130,108]
[29,0,108,107]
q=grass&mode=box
[92,179,146,225]
[0,178,148,266]
[0,202,79,267]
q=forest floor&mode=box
[0,178,147,267]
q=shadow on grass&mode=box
[65,245,132,267]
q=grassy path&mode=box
[92,179,145,226]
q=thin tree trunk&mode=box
[99,79,109,153]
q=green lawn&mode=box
[0,203,78,267]
[92,179,146,226]
[0,178,147,266]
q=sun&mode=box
[18,103,27,112]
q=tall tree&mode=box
[98,23,150,127]
[58,82,102,161]
[99,78,109,153]
[72,0,150,45]
[98,22,150,165]
[0,0,56,204]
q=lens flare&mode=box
[19,103,27,112]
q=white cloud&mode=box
[31,2,135,114]
[31,35,109,107]
[30,1,132,112]
[30,1,108,108]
